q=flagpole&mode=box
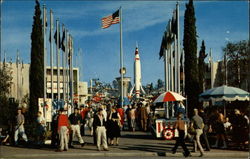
[43,5,47,119]
[182,49,185,96]
[119,7,124,107]
[16,50,19,102]
[56,20,60,103]
[176,2,180,93]
[164,48,168,92]
[210,48,214,88]
[70,35,74,109]
[164,46,169,119]
[66,30,69,110]
[65,30,68,110]
[170,43,174,92]
[62,24,66,102]
[50,9,54,104]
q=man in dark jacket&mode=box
[93,108,108,151]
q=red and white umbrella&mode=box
[153,91,186,103]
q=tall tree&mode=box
[112,80,118,89]
[157,79,164,89]
[198,40,207,93]
[223,40,250,90]
[183,0,199,116]
[29,0,44,122]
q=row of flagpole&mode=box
[160,3,182,95]
[160,3,183,118]
[42,5,75,115]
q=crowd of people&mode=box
[173,107,249,157]
[0,99,248,156]
[1,100,154,151]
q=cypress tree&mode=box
[29,0,44,122]
[183,0,199,116]
[198,40,207,94]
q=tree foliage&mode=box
[29,0,44,122]
[223,40,250,90]
[183,0,199,115]
[0,66,18,127]
[157,79,164,89]
[198,40,207,93]
[0,66,12,97]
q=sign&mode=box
[38,98,52,122]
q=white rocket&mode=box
[129,45,145,98]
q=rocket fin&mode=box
[140,84,146,94]
[129,85,135,97]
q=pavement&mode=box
[0,130,249,158]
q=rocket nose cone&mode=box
[135,48,139,55]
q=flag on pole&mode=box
[54,30,61,48]
[49,10,53,43]
[101,9,120,29]
[61,27,66,52]
[171,9,177,35]
[159,34,166,59]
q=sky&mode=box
[1,0,249,86]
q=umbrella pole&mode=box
[165,102,169,119]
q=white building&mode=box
[1,62,88,105]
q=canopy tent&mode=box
[199,85,249,102]
[199,85,249,116]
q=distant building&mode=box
[1,62,88,106]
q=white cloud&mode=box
[67,1,178,39]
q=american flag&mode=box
[102,9,120,29]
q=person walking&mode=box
[86,107,95,136]
[172,113,191,157]
[14,108,28,146]
[140,104,148,131]
[93,108,109,151]
[129,105,136,132]
[116,107,124,129]
[212,112,227,149]
[199,108,210,151]
[107,108,121,146]
[56,108,69,152]
[80,106,88,136]
[68,108,86,148]
[231,109,248,149]
[191,108,204,157]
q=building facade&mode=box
[2,62,88,106]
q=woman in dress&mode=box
[107,108,121,146]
